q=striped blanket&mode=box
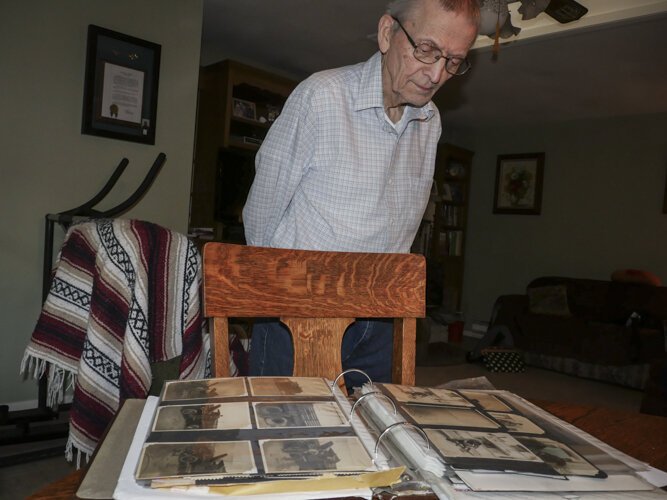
[22,219,207,463]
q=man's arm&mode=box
[242,86,315,247]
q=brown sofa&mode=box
[491,276,667,389]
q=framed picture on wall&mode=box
[493,153,545,215]
[81,25,161,144]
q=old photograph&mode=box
[516,436,601,477]
[384,384,473,407]
[249,377,332,397]
[260,437,372,474]
[459,390,513,412]
[403,405,500,428]
[254,401,348,428]
[136,441,256,480]
[425,429,542,462]
[489,412,545,435]
[153,402,251,431]
[162,378,247,401]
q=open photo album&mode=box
[122,375,666,499]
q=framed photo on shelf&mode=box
[445,160,466,179]
[493,153,545,215]
[441,183,453,202]
[232,98,257,121]
[81,25,161,145]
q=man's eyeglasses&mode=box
[391,16,471,76]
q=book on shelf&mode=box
[115,374,667,499]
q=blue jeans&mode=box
[248,319,393,390]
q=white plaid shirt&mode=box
[243,52,440,253]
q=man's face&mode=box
[378,0,478,111]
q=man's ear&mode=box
[377,14,394,54]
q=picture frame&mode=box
[81,25,161,144]
[232,98,257,121]
[232,97,257,121]
[493,153,545,215]
[440,183,453,202]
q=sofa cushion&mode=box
[612,269,661,287]
[528,285,571,316]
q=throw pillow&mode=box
[611,269,661,287]
[528,285,571,316]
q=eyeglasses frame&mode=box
[390,16,471,76]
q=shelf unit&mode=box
[189,60,296,241]
[429,143,474,311]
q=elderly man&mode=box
[243,0,479,386]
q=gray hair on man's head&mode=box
[386,0,480,29]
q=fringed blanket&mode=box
[22,219,207,464]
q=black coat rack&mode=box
[0,153,166,463]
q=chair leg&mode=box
[392,318,416,386]
[211,317,231,378]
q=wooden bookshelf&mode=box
[189,60,296,241]
[429,143,474,311]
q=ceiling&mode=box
[200,0,667,129]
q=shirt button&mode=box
[388,178,393,185]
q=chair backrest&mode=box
[202,243,425,385]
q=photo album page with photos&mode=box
[355,382,665,497]
[122,376,666,499]
[135,377,384,487]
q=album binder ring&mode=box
[331,368,372,391]
[374,421,430,458]
[350,391,397,418]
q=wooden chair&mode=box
[202,243,425,385]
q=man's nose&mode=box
[424,58,449,85]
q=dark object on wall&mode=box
[0,154,165,464]
[545,0,589,24]
[82,25,161,144]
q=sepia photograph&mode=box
[384,384,473,407]
[254,401,348,429]
[402,406,500,428]
[425,429,542,462]
[516,436,602,477]
[152,402,251,431]
[249,377,332,397]
[458,390,513,412]
[489,411,545,435]
[136,441,256,480]
[162,378,247,401]
[260,437,372,474]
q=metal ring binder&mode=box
[350,391,397,418]
[374,421,430,458]
[331,368,372,391]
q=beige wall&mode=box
[0,0,203,404]
[461,113,667,326]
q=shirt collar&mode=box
[354,51,436,122]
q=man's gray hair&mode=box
[386,0,480,28]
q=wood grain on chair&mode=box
[202,243,425,384]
